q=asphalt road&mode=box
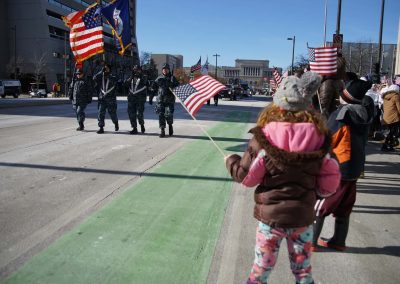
[1,95,399,284]
[0,96,266,281]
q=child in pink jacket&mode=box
[225,72,340,284]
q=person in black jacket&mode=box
[68,69,92,131]
[313,79,374,252]
[93,63,119,134]
[152,63,179,137]
[125,65,148,134]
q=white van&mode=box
[0,79,21,98]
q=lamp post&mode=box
[287,36,295,75]
[213,53,220,79]
[64,32,68,96]
[374,0,385,83]
[10,25,17,79]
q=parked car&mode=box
[218,84,235,100]
[0,79,21,98]
[29,83,48,98]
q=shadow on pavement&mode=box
[352,204,400,214]
[315,245,400,257]
[80,129,249,143]
[0,162,232,182]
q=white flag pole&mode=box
[170,88,226,158]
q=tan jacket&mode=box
[382,91,400,125]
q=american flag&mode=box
[63,3,104,63]
[190,57,202,73]
[273,68,282,86]
[269,78,277,90]
[308,46,337,76]
[172,75,225,116]
[201,58,209,75]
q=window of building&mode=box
[71,0,91,7]
[46,9,63,21]
[49,25,68,40]
[48,0,77,13]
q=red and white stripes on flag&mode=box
[62,3,104,63]
[308,46,337,76]
[273,68,282,87]
[269,78,277,90]
[172,75,225,116]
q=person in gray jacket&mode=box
[68,69,92,131]
[152,63,179,137]
[125,65,148,134]
[93,63,119,134]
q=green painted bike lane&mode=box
[3,112,253,284]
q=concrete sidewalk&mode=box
[209,140,400,284]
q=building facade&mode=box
[329,41,397,79]
[150,54,183,75]
[183,59,280,88]
[0,0,139,92]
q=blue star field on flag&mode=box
[174,84,197,102]
[83,5,102,28]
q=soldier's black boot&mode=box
[168,124,173,136]
[130,127,138,134]
[97,127,104,134]
[76,122,84,131]
[159,128,165,138]
[140,124,145,134]
[115,122,119,131]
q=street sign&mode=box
[333,34,343,53]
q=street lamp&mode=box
[10,25,17,79]
[213,53,220,79]
[287,36,295,75]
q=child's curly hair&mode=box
[256,103,330,135]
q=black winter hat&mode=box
[341,79,372,104]
[162,63,170,70]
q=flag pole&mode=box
[170,88,226,158]
[323,0,328,47]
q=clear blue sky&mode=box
[136,0,400,70]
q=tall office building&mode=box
[0,0,139,92]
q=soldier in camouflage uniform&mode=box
[68,69,92,131]
[125,65,148,134]
[152,63,179,137]
[93,63,119,134]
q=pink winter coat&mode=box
[242,122,340,198]
[226,122,341,228]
